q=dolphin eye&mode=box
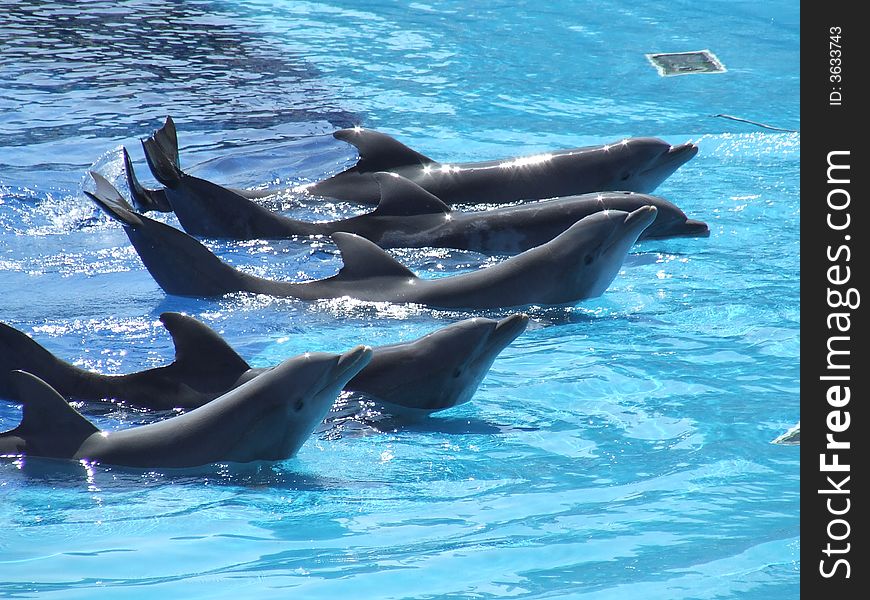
[453,368,462,379]
[294,399,305,411]
[584,243,603,265]
[620,172,631,181]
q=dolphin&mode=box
[126,116,272,213]
[307,127,699,205]
[1,312,528,414]
[85,172,658,310]
[348,313,528,415]
[771,422,800,445]
[0,346,372,467]
[137,116,698,208]
[134,138,707,249]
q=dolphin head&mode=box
[279,345,374,454]
[223,345,373,462]
[347,314,529,415]
[599,138,698,193]
[541,206,658,303]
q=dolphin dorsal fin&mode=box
[334,128,436,172]
[371,173,451,217]
[331,233,417,281]
[10,371,99,437]
[159,313,251,375]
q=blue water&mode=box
[0,1,799,598]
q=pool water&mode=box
[1,1,799,598]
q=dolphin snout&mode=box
[644,142,697,174]
[624,205,657,231]
[335,345,374,380]
[657,142,698,173]
[667,142,699,162]
[683,218,710,237]
[488,313,530,349]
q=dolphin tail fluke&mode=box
[0,324,78,401]
[150,116,181,169]
[86,174,247,298]
[151,115,181,170]
[123,147,172,213]
[142,133,183,189]
[141,116,183,188]
[86,171,144,227]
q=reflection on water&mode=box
[0,0,357,150]
[0,454,353,489]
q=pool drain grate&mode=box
[645,50,726,76]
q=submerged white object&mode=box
[646,50,726,76]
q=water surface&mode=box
[1,1,799,598]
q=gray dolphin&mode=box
[135,116,697,208]
[134,139,707,250]
[127,116,272,213]
[307,127,699,205]
[0,314,251,410]
[0,346,372,467]
[1,312,528,414]
[349,314,528,415]
[86,173,657,310]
